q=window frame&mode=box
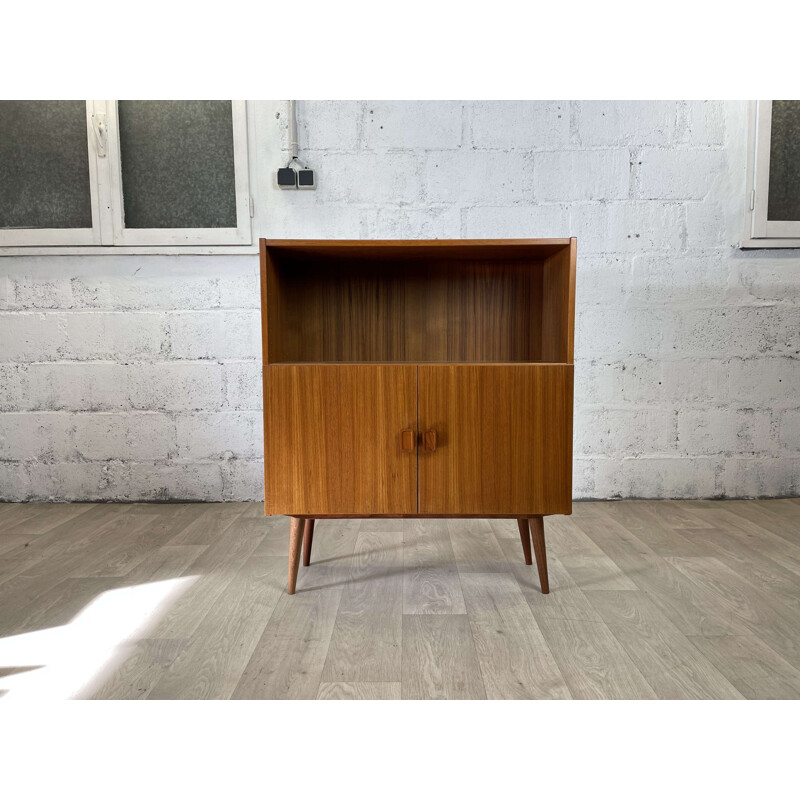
[0,99,252,252]
[742,99,800,248]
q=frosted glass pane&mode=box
[118,100,237,229]
[768,100,800,222]
[0,101,92,229]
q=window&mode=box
[0,100,251,250]
[0,101,100,245]
[743,100,800,248]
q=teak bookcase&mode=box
[259,238,576,595]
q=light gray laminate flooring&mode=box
[2,500,800,700]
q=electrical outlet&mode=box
[297,169,316,189]
[277,167,297,188]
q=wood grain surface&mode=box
[259,239,576,530]
[402,518,466,615]
[401,615,486,699]
[261,238,576,365]
[418,365,573,515]
[263,364,418,515]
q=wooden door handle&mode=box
[401,427,415,452]
[423,428,437,452]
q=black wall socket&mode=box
[277,167,297,188]
[297,169,315,188]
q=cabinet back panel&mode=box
[267,255,548,363]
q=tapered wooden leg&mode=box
[528,516,549,594]
[287,517,304,595]
[302,519,315,567]
[516,518,533,565]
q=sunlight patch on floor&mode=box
[0,577,196,701]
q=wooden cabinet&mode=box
[259,238,577,596]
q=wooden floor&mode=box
[2,499,800,699]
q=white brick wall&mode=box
[1,100,799,501]
[536,150,630,201]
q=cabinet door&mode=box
[264,365,418,516]
[418,365,573,516]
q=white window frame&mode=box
[742,100,800,249]
[0,100,252,253]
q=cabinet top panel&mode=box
[262,238,574,260]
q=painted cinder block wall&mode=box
[1,100,799,501]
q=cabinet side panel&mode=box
[269,254,324,362]
[566,238,576,362]
[264,365,418,515]
[541,242,576,363]
[259,240,269,514]
[263,243,291,363]
[419,365,573,515]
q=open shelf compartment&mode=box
[261,239,575,365]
